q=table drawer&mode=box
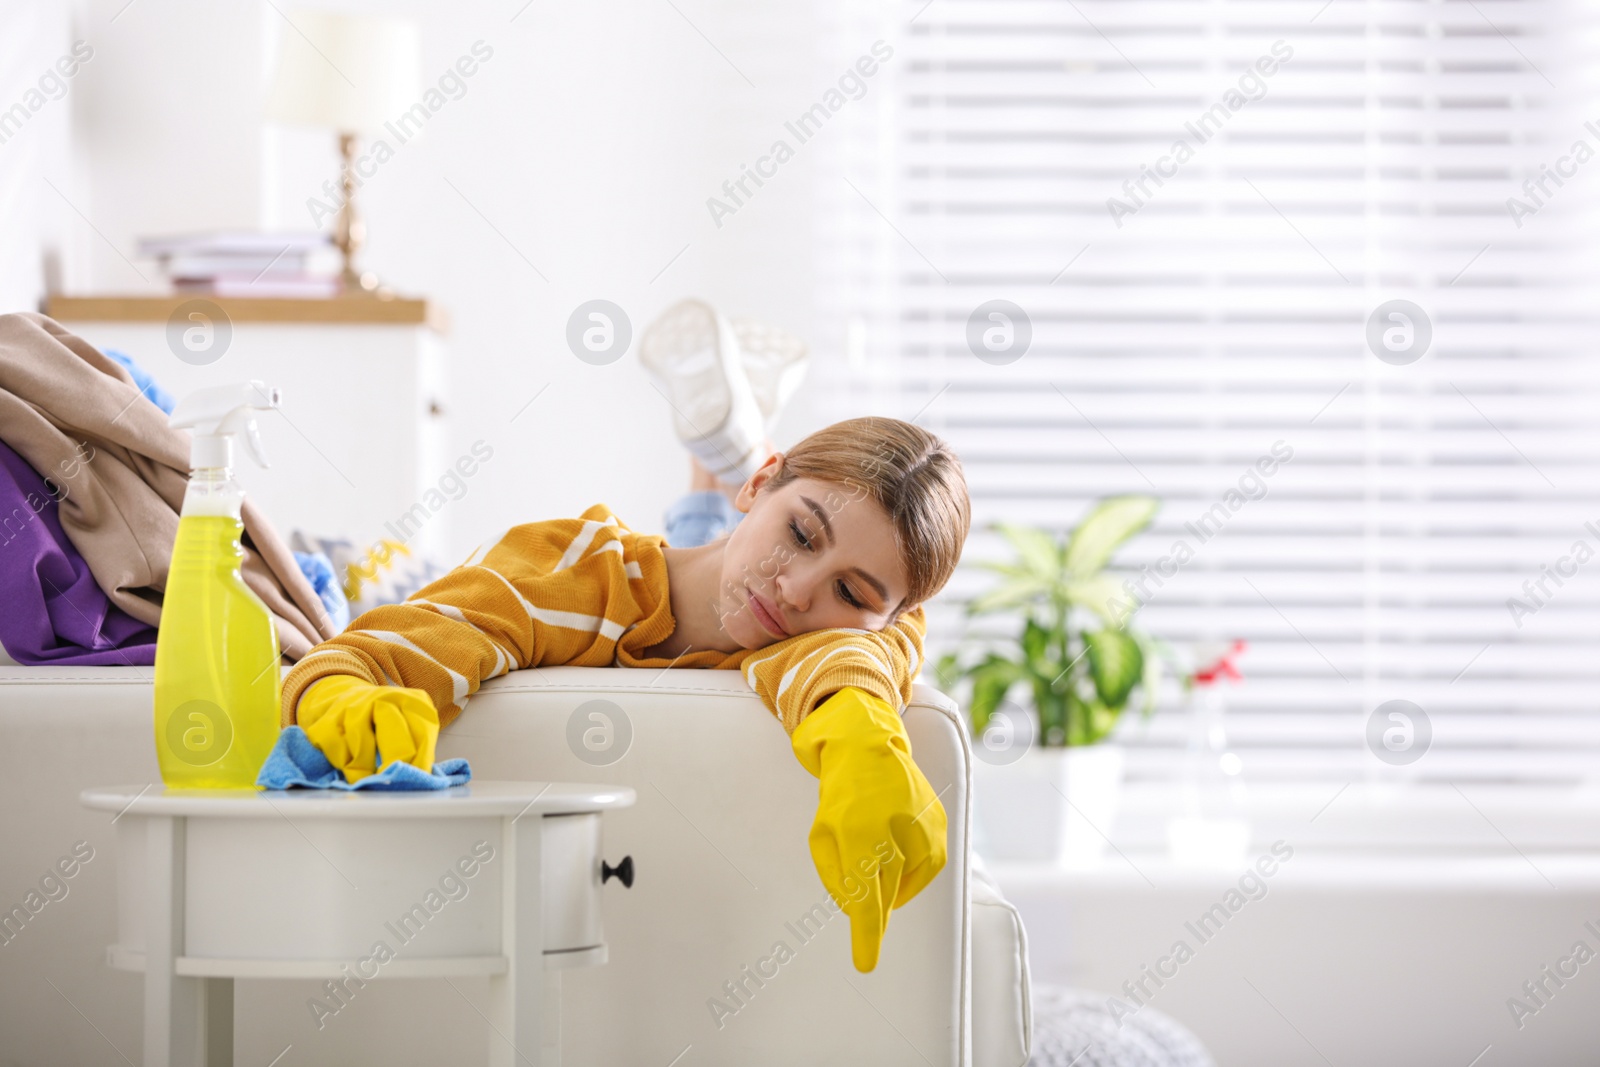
[541,813,604,959]
[105,809,612,970]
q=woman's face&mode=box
[716,456,911,649]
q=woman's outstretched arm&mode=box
[736,604,926,734]
[280,509,636,729]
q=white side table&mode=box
[81,781,636,1067]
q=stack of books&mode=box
[138,232,340,298]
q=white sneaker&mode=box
[730,317,809,433]
[640,298,767,485]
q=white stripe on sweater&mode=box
[409,598,514,678]
[470,565,626,642]
[830,626,921,678]
[294,646,399,687]
[555,520,605,571]
[462,526,515,568]
[532,605,626,641]
[743,637,896,701]
[774,643,894,701]
[348,629,471,709]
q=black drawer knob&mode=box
[602,855,634,888]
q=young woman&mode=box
[282,301,971,973]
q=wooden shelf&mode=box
[107,944,512,978]
[45,293,448,333]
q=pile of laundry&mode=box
[0,312,342,667]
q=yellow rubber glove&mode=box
[296,675,440,784]
[791,685,948,972]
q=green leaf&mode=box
[1085,628,1144,709]
[1062,496,1160,579]
[968,656,1025,737]
[1132,632,1164,718]
[966,574,1052,615]
[994,522,1064,581]
[1064,691,1090,746]
[1085,699,1122,744]
[1064,573,1133,626]
[966,556,1030,579]
[1033,673,1067,745]
[1020,617,1052,671]
[1062,691,1122,746]
[971,560,1031,579]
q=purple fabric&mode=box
[0,439,157,665]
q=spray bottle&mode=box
[153,381,284,788]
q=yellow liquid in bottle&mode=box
[153,514,281,788]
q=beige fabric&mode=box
[0,313,337,661]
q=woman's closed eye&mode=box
[789,519,865,609]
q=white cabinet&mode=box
[46,295,451,561]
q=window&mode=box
[825,0,1600,846]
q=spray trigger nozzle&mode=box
[244,417,270,469]
[169,381,282,472]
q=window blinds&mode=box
[824,0,1600,811]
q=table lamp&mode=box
[264,10,420,296]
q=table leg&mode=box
[488,813,545,1066]
[145,816,219,1067]
[204,978,233,1066]
[543,971,561,1064]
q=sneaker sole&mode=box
[640,299,765,483]
[731,317,810,431]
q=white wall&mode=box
[31,0,867,557]
[0,0,90,309]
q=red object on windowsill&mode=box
[1191,639,1247,686]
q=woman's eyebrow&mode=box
[801,494,890,604]
[800,495,836,546]
[849,565,890,605]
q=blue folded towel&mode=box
[104,349,176,414]
[292,549,351,632]
[256,726,472,790]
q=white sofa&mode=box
[0,662,1031,1066]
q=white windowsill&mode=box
[984,851,1600,892]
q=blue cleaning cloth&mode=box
[292,550,351,632]
[256,725,472,790]
[104,349,176,414]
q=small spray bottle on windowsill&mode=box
[1167,640,1251,866]
[152,382,284,788]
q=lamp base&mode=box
[338,268,396,300]
[332,131,398,301]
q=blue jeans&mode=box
[664,490,743,547]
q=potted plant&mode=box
[935,495,1174,864]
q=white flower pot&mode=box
[972,744,1125,866]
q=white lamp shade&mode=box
[264,10,420,133]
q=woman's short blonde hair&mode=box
[763,415,970,619]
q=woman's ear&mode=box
[734,451,785,512]
[887,600,920,629]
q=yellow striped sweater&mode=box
[280,503,925,735]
